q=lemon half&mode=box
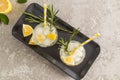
[0,0,12,14]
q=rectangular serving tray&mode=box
[12,3,100,80]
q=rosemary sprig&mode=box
[24,5,71,33]
[47,5,59,30]
[55,25,72,33]
[24,12,43,23]
[47,5,72,33]
[67,29,79,47]
[57,29,79,55]
[57,38,69,55]
[25,17,40,23]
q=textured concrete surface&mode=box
[0,0,120,80]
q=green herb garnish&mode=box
[47,5,59,29]
[24,4,72,33]
[24,12,43,23]
[57,29,79,55]
[47,5,72,33]
[17,0,27,4]
[0,13,9,25]
[55,25,72,33]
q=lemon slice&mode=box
[22,24,33,37]
[64,56,74,66]
[0,0,12,14]
[37,34,45,43]
[46,33,57,41]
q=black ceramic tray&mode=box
[12,3,100,80]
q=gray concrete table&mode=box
[0,0,120,80]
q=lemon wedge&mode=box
[46,33,57,41]
[0,0,12,14]
[22,24,33,37]
[29,37,36,45]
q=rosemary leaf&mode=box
[54,10,59,16]
[24,12,43,21]
[55,25,72,33]
[25,17,40,23]
[24,5,72,34]
[57,29,79,55]
[67,29,79,48]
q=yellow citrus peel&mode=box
[0,0,12,14]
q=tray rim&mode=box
[12,3,101,80]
